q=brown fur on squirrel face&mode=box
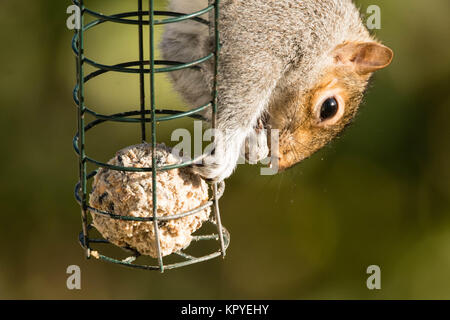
[270,42,393,171]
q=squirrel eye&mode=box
[313,89,345,127]
[320,97,339,121]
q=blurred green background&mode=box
[0,0,449,299]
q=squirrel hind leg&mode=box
[160,0,212,109]
[160,25,213,109]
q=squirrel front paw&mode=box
[191,131,244,183]
[243,119,269,164]
[191,159,237,183]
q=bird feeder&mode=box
[72,0,229,272]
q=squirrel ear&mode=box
[334,42,394,75]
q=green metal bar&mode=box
[85,201,214,222]
[73,151,202,172]
[138,0,146,142]
[85,10,210,26]
[211,0,226,257]
[84,225,230,270]
[76,0,90,259]
[149,0,164,273]
[82,154,203,172]
[80,223,229,271]
[72,31,212,74]
[155,102,211,121]
[154,54,214,73]
[71,105,207,124]
[94,246,225,271]
[212,1,220,117]
[71,0,212,26]
[153,7,213,25]
[175,251,196,261]
[75,52,213,74]
[74,172,224,223]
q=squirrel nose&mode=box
[271,156,288,172]
[278,159,289,172]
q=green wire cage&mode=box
[72,0,229,272]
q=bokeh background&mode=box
[0,0,449,299]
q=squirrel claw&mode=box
[244,124,269,164]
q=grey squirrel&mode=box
[161,0,393,181]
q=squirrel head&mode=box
[268,41,393,171]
